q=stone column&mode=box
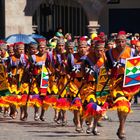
[77,0,106,35]
[87,21,100,35]
[5,0,33,37]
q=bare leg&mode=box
[74,110,83,133]
[117,111,128,139]
[10,104,18,119]
[86,117,93,134]
[92,116,102,135]
[56,110,62,124]
[20,105,28,121]
[74,110,81,127]
[3,107,9,117]
[20,106,24,120]
[61,110,67,126]
[40,107,45,121]
[54,109,59,122]
[34,105,39,121]
[0,107,3,113]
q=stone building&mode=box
[0,0,140,38]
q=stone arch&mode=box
[24,0,107,35]
[76,0,107,34]
[77,0,106,21]
[24,0,43,16]
[24,0,88,36]
[24,0,83,16]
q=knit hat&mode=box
[95,41,105,49]
[66,41,75,48]
[57,39,65,45]
[79,40,88,47]
[30,42,38,49]
[14,42,24,49]
[116,34,126,40]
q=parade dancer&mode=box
[0,41,10,117]
[68,39,91,133]
[53,39,70,126]
[106,31,139,140]
[29,43,48,121]
[79,40,108,135]
[16,42,30,121]
[6,42,29,120]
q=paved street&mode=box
[0,104,140,140]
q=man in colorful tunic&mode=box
[81,40,108,135]
[53,39,70,126]
[0,41,10,117]
[6,42,29,120]
[29,43,48,121]
[106,31,138,139]
[68,39,88,133]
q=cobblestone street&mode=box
[0,104,140,140]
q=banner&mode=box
[40,64,49,94]
[123,56,140,87]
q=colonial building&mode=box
[0,0,140,38]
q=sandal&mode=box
[20,113,28,121]
[86,127,93,134]
[116,129,126,140]
[40,116,45,121]
[75,127,84,133]
[34,113,39,121]
[62,121,67,126]
[92,129,100,136]
[54,117,58,122]
[10,111,18,119]
[3,111,9,117]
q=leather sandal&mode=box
[62,121,67,126]
[75,127,84,133]
[116,129,126,140]
[34,113,39,121]
[86,127,93,134]
[10,111,18,119]
[92,129,100,136]
[40,116,45,121]
[20,113,28,121]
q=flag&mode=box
[123,56,140,87]
[40,64,49,95]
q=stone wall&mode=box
[4,0,107,37]
[5,0,33,37]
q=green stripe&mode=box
[0,89,11,96]
[96,90,110,97]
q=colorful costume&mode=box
[106,45,139,112]
[5,54,29,107]
[80,52,107,119]
[54,52,70,111]
[29,53,47,107]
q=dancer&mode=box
[106,31,139,139]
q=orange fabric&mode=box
[112,46,131,60]
[11,56,19,62]
[36,54,46,62]
[96,57,104,68]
